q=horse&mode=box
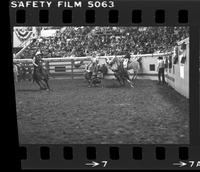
[105,56,135,87]
[123,55,140,81]
[98,63,108,78]
[32,63,51,91]
[84,59,104,87]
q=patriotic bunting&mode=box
[14,27,33,42]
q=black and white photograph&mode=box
[13,26,189,144]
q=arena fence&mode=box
[13,50,191,99]
[13,52,172,79]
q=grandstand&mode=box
[14,26,189,59]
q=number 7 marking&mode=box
[101,161,108,167]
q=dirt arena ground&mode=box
[15,79,189,144]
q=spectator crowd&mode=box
[18,26,189,59]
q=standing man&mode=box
[157,56,166,84]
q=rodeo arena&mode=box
[13,26,190,144]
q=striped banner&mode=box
[14,27,33,42]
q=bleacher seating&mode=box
[17,26,189,59]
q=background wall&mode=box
[166,38,189,98]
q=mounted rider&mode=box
[32,50,43,73]
[32,50,47,82]
[31,50,50,90]
[86,53,100,73]
[85,53,102,86]
[123,50,131,69]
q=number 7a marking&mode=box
[102,161,108,167]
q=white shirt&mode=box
[157,59,165,70]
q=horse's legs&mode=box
[122,77,126,86]
[35,80,44,90]
[46,80,50,90]
[44,79,50,91]
[41,80,49,90]
[116,76,122,85]
[130,71,138,87]
[118,71,127,86]
[86,72,92,87]
[132,71,137,81]
[124,73,134,87]
[114,73,122,86]
[38,79,47,90]
[126,78,134,87]
[135,71,138,80]
[41,79,50,90]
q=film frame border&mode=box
[9,0,200,170]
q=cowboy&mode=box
[123,51,131,69]
[33,50,43,73]
[91,57,102,87]
[84,55,96,83]
[87,54,102,86]
[157,56,166,84]
[91,55,100,76]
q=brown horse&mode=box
[105,56,137,87]
[32,64,51,91]
[84,59,103,87]
[123,56,140,81]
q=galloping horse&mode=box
[105,56,132,87]
[106,55,140,87]
[123,55,140,81]
[32,55,51,91]
[84,58,103,87]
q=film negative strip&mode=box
[9,0,200,170]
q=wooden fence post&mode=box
[71,59,74,79]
